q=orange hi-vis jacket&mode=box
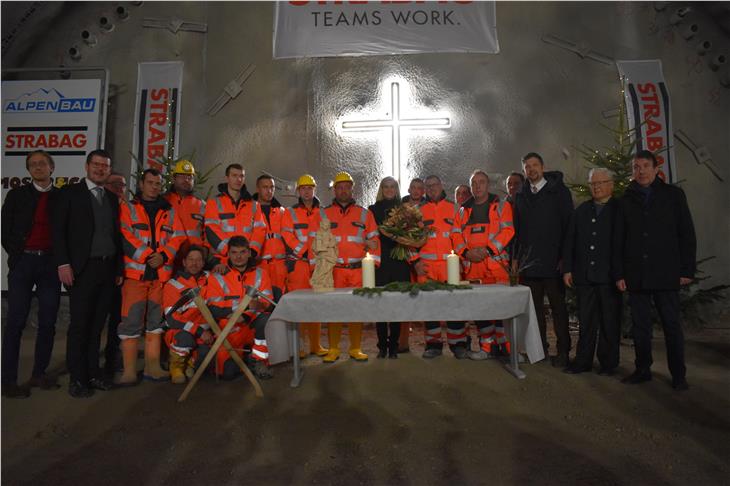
[321,200,381,268]
[206,264,273,362]
[413,194,457,264]
[451,194,515,283]
[282,197,321,265]
[164,190,206,247]
[204,184,266,262]
[163,271,210,350]
[120,196,180,282]
[253,195,288,263]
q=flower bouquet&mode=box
[379,204,432,260]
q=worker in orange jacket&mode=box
[164,160,206,266]
[204,163,266,272]
[321,171,380,363]
[253,175,288,293]
[452,170,515,360]
[162,245,211,384]
[281,174,328,357]
[206,235,274,380]
[412,175,468,360]
[118,168,182,385]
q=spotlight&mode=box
[68,46,82,61]
[709,54,726,72]
[81,30,97,46]
[680,23,699,40]
[116,6,129,20]
[99,16,114,32]
[696,39,712,55]
[669,7,691,25]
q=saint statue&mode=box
[310,218,338,291]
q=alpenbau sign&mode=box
[1,78,102,195]
[273,1,499,59]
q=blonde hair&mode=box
[376,176,400,202]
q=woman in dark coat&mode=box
[368,177,412,358]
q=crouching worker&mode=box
[206,236,274,380]
[162,245,212,384]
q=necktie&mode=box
[531,185,538,194]
[93,186,104,204]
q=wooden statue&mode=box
[310,218,337,291]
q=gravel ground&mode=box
[2,297,729,485]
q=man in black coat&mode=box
[1,150,61,398]
[513,152,574,366]
[613,150,696,391]
[51,149,122,398]
[562,168,621,375]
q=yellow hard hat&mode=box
[296,174,317,188]
[332,171,355,186]
[172,159,195,176]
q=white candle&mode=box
[362,252,376,288]
[447,250,460,285]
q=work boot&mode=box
[323,348,341,363]
[143,333,170,381]
[253,360,274,380]
[422,347,443,359]
[451,345,468,360]
[184,356,195,379]
[2,383,31,399]
[118,338,140,385]
[551,353,569,368]
[468,350,491,361]
[169,353,187,384]
[621,369,652,385]
[308,324,329,356]
[348,323,368,361]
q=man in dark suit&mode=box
[1,150,62,398]
[52,149,121,398]
[513,152,574,367]
[562,168,621,376]
[613,150,696,391]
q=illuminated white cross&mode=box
[340,80,451,187]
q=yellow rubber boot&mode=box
[323,323,342,363]
[118,338,139,385]
[309,323,329,356]
[143,332,170,381]
[169,352,187,384]
[348,323,368,361]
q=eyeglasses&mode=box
[589,181,612,187]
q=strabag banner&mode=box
[273,1,499,59]
[616,60,677,183]
[132,61,183,174]
[1,78,102,197]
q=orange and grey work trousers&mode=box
[416,260,467,350]
[118,279,164,339]
[286,260,324,353]
[260,258,288,295]
[328,267,364,349]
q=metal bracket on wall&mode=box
[142,17,208,34]
[206,64,256,117]
[674,129,723,181]
[542,34,615,66]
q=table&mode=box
[265,284,545,386]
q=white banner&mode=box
[131,61,183,174]
[616,60,677,183]
[273,1,498,59]
[1,79,102,196]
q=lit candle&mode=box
[362,252,376,288]
[447,250,460,285]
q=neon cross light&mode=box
[339,79,451,187]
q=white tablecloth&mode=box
[265,284,545,364]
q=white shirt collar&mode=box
[531,178,547,193]
[85,178,102,191]
[32,181,53,193]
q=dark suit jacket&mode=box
[513,171,574,278]
[562,198,617,285]
[612,178,696,291]
[1,183,59,269]
[51,178,121,276]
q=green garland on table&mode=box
[353,280,472,298]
